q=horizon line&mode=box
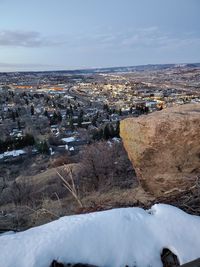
[0,61,200,74]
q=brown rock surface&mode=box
[120,104,200,196]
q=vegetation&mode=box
[92,122,120,141]
[0,133,35,153]
[36,140,49,154]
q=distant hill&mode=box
[1,63,200,75]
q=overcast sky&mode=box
[0,0,199,71]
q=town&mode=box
[0,63,200,163]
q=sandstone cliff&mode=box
[120,104,200,196]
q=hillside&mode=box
[1,103,200,267]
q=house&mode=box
[62,136,88,150]
[10,129,23,138]
[51,125,60,136]
[145,100,158,108]
[81,121,92,128]
[61,136,76,146]
[110,114,119,122]
[0,149,27,162]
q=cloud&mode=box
[76,26,200,52]
[0,30,63,47]
[117,27,200,50]
[2,27,198,52]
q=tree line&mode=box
[0,134,35,153]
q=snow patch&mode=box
[0,204,200,267]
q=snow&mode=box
[0,204,200,267]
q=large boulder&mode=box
[120,104,200,196]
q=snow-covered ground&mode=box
[0,204,200,267]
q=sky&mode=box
[0,0,199,71]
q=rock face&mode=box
[120,104,200,197]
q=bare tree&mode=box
[56,165,83,208]
[80,141,136,191]
[10,178,33,206]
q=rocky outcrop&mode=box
[120,104,200,197]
